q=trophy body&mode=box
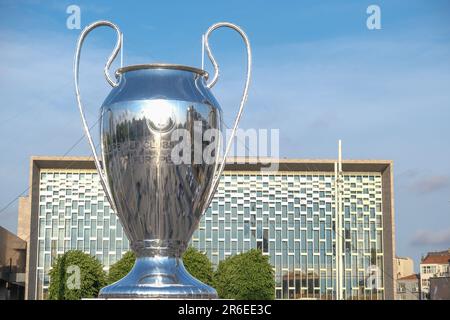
[74,21,251,299]
[99,66,220,298]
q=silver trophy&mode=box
[73,20,251,299]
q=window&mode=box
[345,206,350,218]
[244,221,250,238]
[320,208,325,218]
[276,230,281,250]
[307,207,312,218]
[301,230,306,251]
[263,229,269,253]
[77,220,83,237]
[282,221,287,239]
[313,203,319,212]
[307,221,312,239]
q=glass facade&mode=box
[36,170,129,299]
[35,168,385,300]
[191,173,385,300]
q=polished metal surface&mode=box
[202,22,252,212]
[73,20,251,299]
[117,63,209,78]
[100,68,222,258]
[100,257,217,299]
[74,20,122,213]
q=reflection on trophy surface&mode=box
[74,20,251,298]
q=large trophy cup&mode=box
[73,21,251,299]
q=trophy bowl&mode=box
[99,64,221,299]
[73,21,251,299]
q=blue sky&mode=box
[0,0,449,270]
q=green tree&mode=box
[107,251,136,284]
[106,248,214,286]
[48,250,106,300]
[183,247,214,286]
[214,249,275,300]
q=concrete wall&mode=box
[0,226,27,300]
[382,162,396,300]
[429,277,450,300]
[397,279,420,300]
[395,257,414,279]
[0,226,26,273]
[17,195,33,299]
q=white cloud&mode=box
[411,229,450,247]
[410,175,450,194]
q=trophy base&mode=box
[99,256,218,299]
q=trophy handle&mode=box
[203,22,252,211]
[74,20,122,213]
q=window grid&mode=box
[36,170,384,300]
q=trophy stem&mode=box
[99,256,217,299]
[130,239,187,258]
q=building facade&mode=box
[419,249,450,300]
[395,256,414,280]
[19,157,395,300]
[0,226,27,300]
[396,274,420,300]
[429,276,450,300]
